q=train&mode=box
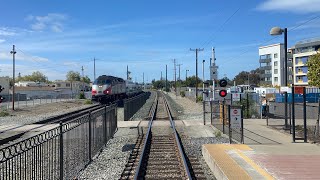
[91,75,142,103]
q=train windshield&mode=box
[93,79,111,85]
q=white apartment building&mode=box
[259,43,285,87]
[291,38,320,86]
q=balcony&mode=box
[260,66,272,71]
[259,58,271,63]
[260,73,272,78]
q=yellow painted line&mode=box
[204,144,275,180]
[234,148,275,180]
[204,144,251,180]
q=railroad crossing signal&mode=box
[219,79,228,98]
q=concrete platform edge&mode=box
[202,145,228,180]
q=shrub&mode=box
[214,130,222,138]
[180,91,185,97]
[0,110,9,117]
[79,93,86,99]
[84,99,92,104]
[197,96,203,102]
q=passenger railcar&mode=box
[92,75,126,103]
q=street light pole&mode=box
[186,70,189,81]
[202,60,205,92]
[270,27,289,129]
[10,45,16,111]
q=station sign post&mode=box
[228,105,244,144]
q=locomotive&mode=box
[91,75,142,103]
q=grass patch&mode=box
[84,99,92,104]
[0,110,10,117]
[214,130,222,138]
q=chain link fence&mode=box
[0,93,82,110]
[123,92,150,121]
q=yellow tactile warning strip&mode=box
[203,144,274,180]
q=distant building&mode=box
[291,38,320,86]
[15,81,50,87]
[259,43,293,87]
[0,76,10,95]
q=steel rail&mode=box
[133,92,158,180]
[163,92,192,180]
[134,91,192,179]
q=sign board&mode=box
[232,93,241,102]
[230,108,242,130]
[294,87,304,94]
[280,86,292,93]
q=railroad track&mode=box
[120,91,206,179]
[0,103,104,145]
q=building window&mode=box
[289,75,292,80]
[274,53,278,58]
[288,67,292,72]
[57,83,61,87]
[266,77,271,81]
[274,61,278,66]
[274,77,278,82]
[66,83,70,87]
[274,69,278,74]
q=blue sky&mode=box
[0,0,320,83]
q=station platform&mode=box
[203,119,320,180]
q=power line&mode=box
[220,14,320,67]
[200,7,241,49]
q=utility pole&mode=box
[166,65,168,92]
[190,48,204,102]
[176,64,183,81]
[186,69,189,81]
[143,72,144,89]
[10,45,16,110]
[94,57,96,80]
[173,59,177,95]
[161,71,162,81]
[81,66,84,93]
[127,65,129,80]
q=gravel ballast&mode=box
[130,91,156,121]
[0,100,93,126]
[78,128,139,179]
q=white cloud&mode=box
[27,13,67,32]
[0,39,5,43]
[0,27,16,36]
[257,0,320,13]
[0,51,49,62]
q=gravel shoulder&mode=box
[0,100,93,126]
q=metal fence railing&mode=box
[123,92,150,121]
[0,104,117,180]
[0,93,82,111]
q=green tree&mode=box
[81,76,91,84]
[307,53,320,87]
[152,80,165,89]
[66,71,81,81]
[17,71,47,82]
[185,75,202,87]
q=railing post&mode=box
[303,87,307,142]
[228,105,231,144]
[292,85,296,142]
[104,105,108,145]
[210,100,213,125]
[88,111,92,162]
[203,100,205,125]
[222,100,225,134]
[241,106,244,144]
[59,121,64,180]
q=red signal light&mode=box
[219,90,227,97]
